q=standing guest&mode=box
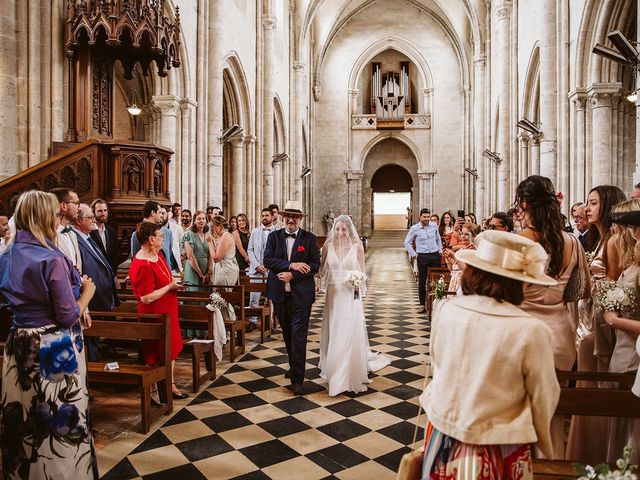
[229,215,238,233]
[182,211,210,288]
[444,222,480,293]
[0,213,9,254]
[74,204,119,361]
[632,182,640,200]
[248,208,277,329]
[264,201,320,395]
[169,203,181,227]
[567,185,627,463]
[429,214,439,226]
[130,200,178,272]
[206,206,221,225]
[181,208,193,232]
[464,213,477,225]
[406,206,413,229]
[129,221,188,400]
[515,175,591,458]
[0,190,98,479]
[269,203,285,230]
[421,231,560,478]
[404,208,443,314]
[51,187,82,272]
[207,215,239,286]
[602,206,640,463]
[438,211,455,247]
[233,213,251,273]
[508,206,524,233]
[160,205,182,274]
[488,211,514,232]
[90,199,119,275]
[573,204,590,251]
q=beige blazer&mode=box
[421,295,560,458]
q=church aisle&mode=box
[99,237,430,479]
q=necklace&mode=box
[156,257,172,282]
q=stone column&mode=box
[495,1,512,209]
[262,13,277,205]
[418,171,436,211]
[570,91,587,203]
[588,84,621,186]
[0,0,18,179]
[518,134,529,180]
[246,135,257,219]
[348,88,360,170]
[473,55,486,218]
[610,95,620,184]
[153,94,180,199]
[292,62,305,201]
[616,99,624,187]
[228,135,246,215]
[530,135,541,175]
[539,0,557,184]
[346,170,364,231]
[272,155,282,205]
[207,0,224,207]
[180,99,197,208]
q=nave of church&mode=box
[96,232,429,479]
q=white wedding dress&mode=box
[319,242,391,396]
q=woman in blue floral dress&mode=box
[0,190,97,479]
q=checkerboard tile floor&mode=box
[99,236,430,479]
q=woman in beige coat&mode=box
[421,231,560,479]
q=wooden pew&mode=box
[177,286,247,362]
[83,311,173,434]
[426,266,455,318]
[238,275,272,343]
[116,298,216,393]
[532,370,640,479]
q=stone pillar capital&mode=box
[348,88,359,97]
[293,62,305,71]
[423,87,434,95]
[473,55,487,67]
[228,134,246,146]
[417,169,437,180]
[529,133,542,145]
[345,169,364,181]
[569,89,587,110]
[587,83,622,108]
[495,2,512,21]
[517,133,530,143]
[262,15,277,30]
[180,98,198,112]
[152,95,180,115]
[246,134,257,144]
[313,84,321,101]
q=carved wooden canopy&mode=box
[65,0,181,79]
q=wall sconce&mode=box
[218,124,243,141]
[127,87,142,116]
[593,30,639,66]
[516,117,542,135]
[301,166,312,178]
[482,149,502,164]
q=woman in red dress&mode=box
[129,221,188,400]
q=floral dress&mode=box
[0,232,97,479]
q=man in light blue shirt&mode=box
[404,208,442,313]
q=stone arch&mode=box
[358,132,424,171]
[521,44,540,120]
[222,52,254,133]
[273,95,287,155]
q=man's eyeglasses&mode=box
[65,200,80,206]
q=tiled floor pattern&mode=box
[99,233,430,479]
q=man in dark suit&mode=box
[573,204,591,251]
[264,201,320,395]
[90,199,119,275]
[74,204,119,361]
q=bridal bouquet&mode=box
[575,445,637,479]
[429,275,446,300]
[593,280,638,313]
[343,270,367,299]
[206,292,228,312]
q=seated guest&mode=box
[421,230,560,477]
[488,211,514,232]
[129,221,188,401]
[0,190,97,478]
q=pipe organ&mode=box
[371,62,410,128]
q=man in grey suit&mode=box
[247,207,278,330]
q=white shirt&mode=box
[56,223,79,267]
[96,223,107,250]
[284,228,299,292]
[167,220,184,272]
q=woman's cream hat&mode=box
[455,230,557,286]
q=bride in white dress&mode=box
[318,215,390,396]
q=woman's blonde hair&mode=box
[611,199,640,268]
[211,215,228,228]
[13,190,59,249]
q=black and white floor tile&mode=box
[99,232,430,479]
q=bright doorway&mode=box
[373,192,411,229]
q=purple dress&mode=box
[0,231,97,479]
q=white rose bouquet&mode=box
[593,280,638,313]
[206,292,228,312]
[343,270,368,300]
[575,445,637,480]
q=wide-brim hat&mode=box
[610,211,640,227]
[455,230,557,286]
[281,200,307,217]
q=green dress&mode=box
[182,230,210,288]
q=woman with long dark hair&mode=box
[566,184,627,463]
[514,175,591,458]
[438,211,455,248]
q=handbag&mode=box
[563,235,586,304]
